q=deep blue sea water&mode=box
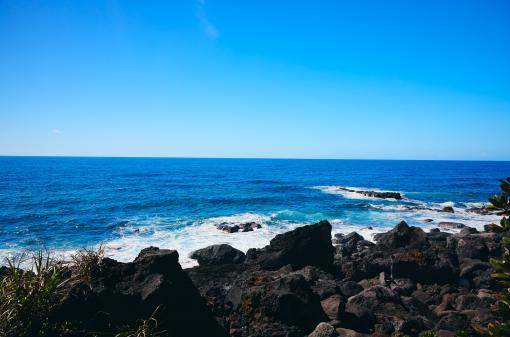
[0,157,509,266]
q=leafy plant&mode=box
[486,177,510,337]
[71,244,105,282]
[0,251,69,337]
[487,177,510,232]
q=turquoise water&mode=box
[0,157,508,266]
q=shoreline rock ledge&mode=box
[335,187,402,200]
[187,220,503,337]
[42,220,503,337]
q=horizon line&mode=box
[0,155,509,162]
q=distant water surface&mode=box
[0,157,508,266]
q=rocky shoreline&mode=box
[333,187,403,200]
[7,220,503,337]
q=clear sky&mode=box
[1,0,509,160]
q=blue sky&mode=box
[1,0,509,160]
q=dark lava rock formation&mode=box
[335,187,403,200]
[42,220,504,337]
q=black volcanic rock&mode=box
[230,273,328,335]
[216,222,262,233]
[35,219,506,337]
[246,220,334,271]
[440,206,455,213]
[466,206,492,215]
[334,187,402,200]
[374,221,428,249]
[190,244,245,266]
[52,247,228,337]
[438,222,465,229]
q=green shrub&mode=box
[0,251,69,337]
[71,244,105,282]
[487,177,510,337]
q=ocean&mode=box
[0,157,508,267]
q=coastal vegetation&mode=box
[0,247,166,337]
[486,178,510,336]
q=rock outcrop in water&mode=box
[335,187,403,200]
[217,221,262,233]
[35,220,503,337]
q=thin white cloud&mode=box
[51,129,63,135]
[197,0,219,39]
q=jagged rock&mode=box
[333,232,374,257]
[246,220,334,271]
[459,227,478,236]
[438,222,465,229]
[374,221,428,249]
[427,229,451,241]
[466,206,492,215]
[440,206,455,213]
[230,273,328,335]
[308,322,338,337]
[217,224,240,233]
[339,280,363,297]
[320,295,344,321]
[216,222,262,233]
[390,278,416,296]
[455,235,490,260]
[19,218,503,337]
[459,258,492,289]
[190,244,245,266]
[333,187,402,200]
[335,328,371,337]
[344,285,431,334]
[53,247,228,337]
[435,312,470,332]
[293,266,339,299]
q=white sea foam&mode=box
[101,212,307,268]
[367,201,499,232]
[1,202,500,269]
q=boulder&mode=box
[335,328,371,337]
[435,312,470,332]
[459,258,492,288]
[333,232,373,256]
[455,236,490,260]
[333,187,402,200]
[190,244,245,266]
[308,322,338,337]
[374,221,428,249]
[440,206,455,213]
[438,222,465,230]
[230,273,328,335]
[292,266,339,299]
[466,206,492,215]
[344,285,431,334]
[459,227,478,236]
[246,220,334,271]
[320,294,344,321]
[339,280,363,297]
[52,247,229,337]
[217,223,240,233]
[216,222,262,233]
